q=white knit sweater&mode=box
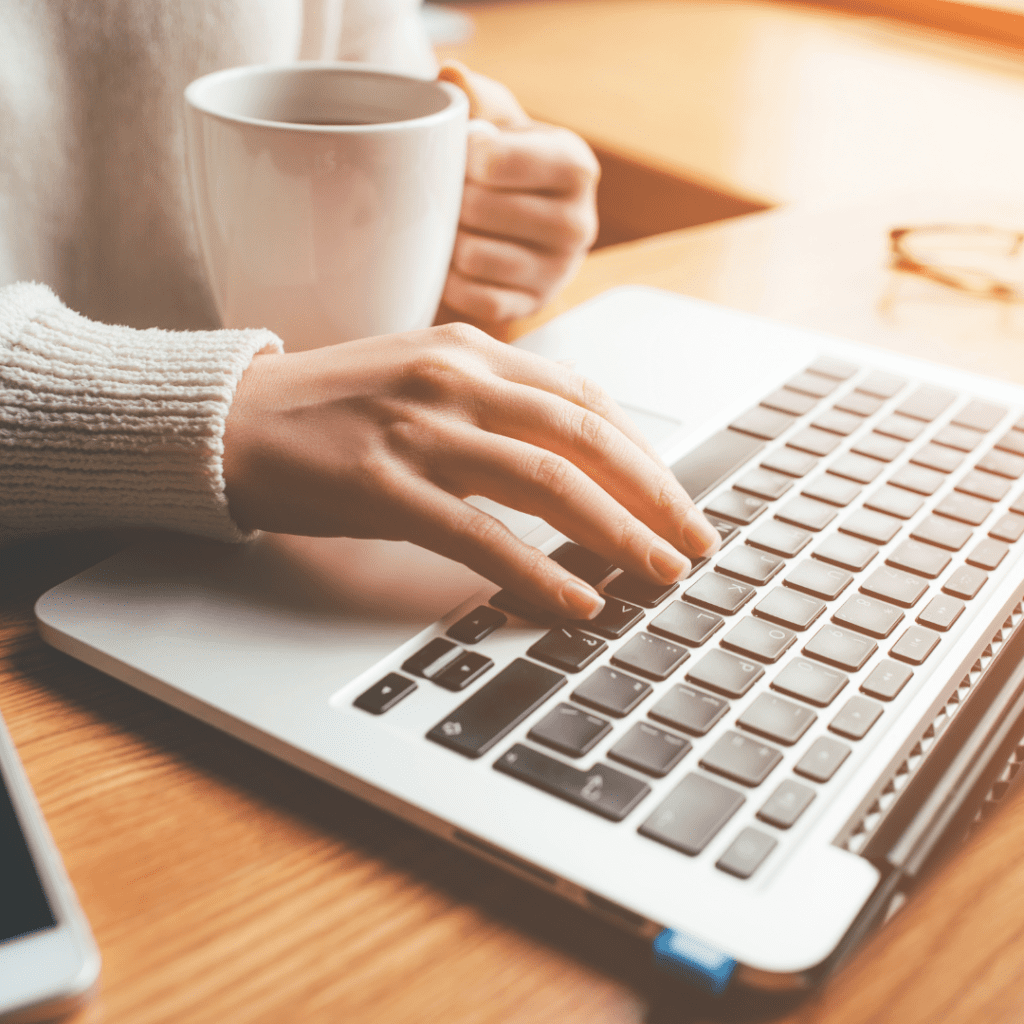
[0,0,434,546]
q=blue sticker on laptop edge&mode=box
[652,929,737,994]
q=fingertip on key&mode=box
[683,507,722,558]
[561,578,605,620]
[649,537,692,583]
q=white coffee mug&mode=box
[184,63,469,351]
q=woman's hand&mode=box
[437,64,600,327]
[222,324,719,618]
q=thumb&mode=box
[438,61,532,130]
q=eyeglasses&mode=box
[889,225,1024,302]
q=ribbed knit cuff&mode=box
[0,282,283,544]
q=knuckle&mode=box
[572,405,611,454]
[529,449,575,497]
[576,374,614,418]
[653,471,693,519]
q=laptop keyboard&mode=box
[351,357,1024,882]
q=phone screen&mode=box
[0,768,56,943]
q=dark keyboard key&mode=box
[705,489,767,525]
[830,695,883,739]
[787,426,844,457]
[942,565,988,600]
[832,595,904,639]
[851,433,905,463]
[572,667,652,717]
[812,534,878,572]
[761,387,817,416]
[980,449,1024,480]
[801,474,862,507]
[911,515,973,552]
[753,587,826,630]
[952,399,1006,432]
[795,736,851,782]
[808,356,860,380]
[717,546,785,585]
[916,595,965,631]
[738,693,817,745]
[686,649,764,698]
[857,371,907,398]
[835,391,884,417]
[935,492,993,526]
[428,659,566,758]
[583,598,645,639]
[787,371,841,397]
[784,559,853,600]
[721,617,797,663]
[875,414,925,442]
[612,632,690,681]
[528,704,611,757]
[649,683,729,736]
[967,537,1009,570]
[447,606,507,644]
[734,468,793,501]
[761,447,818,478]
[495,744,649,822]
[716,828,777,879]
[840,509,902,545]
[860,660,913,700]
[990,512,1024,542]
[771,657,848,706]
[911,443,964,474]
[490,589,554,623]
[649,601,724,647]
[639,773,744,855]
[432,652,495,692]
[812,409,862,436]
[804,624,877,671]
[864,486,925,520]
[671,429,766,502]
[528,627,607,673]
[890,626,941,665]
[995,430,1024,456]
[354,673,417,714]
[828,453,885,484]
[757,780,815,829]
[730,406,795,441]
[548,542,617,585]
[701,731,783,786]
[886,540,951,579]
[775,496,838,532]
[684,572,755,614]
[604,573,678,608]
[860,565,928,607]
[888,463,945,496]
[896,384,956,422]
[933,424,985,452]
[746,520,812,557]
[609,722,692,777]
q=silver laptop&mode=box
[35,286,1024,995]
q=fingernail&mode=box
[649,537,691,583]
[561,579,605,620]
[682,507,721,557]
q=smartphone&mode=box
[0,710,99,1022]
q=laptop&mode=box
[34,286,1024,995]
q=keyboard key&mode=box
[762,387,818,416]
[886,540,951,579]
[992,513,1024,542]
[354,673,417,714]
[829,695,883,739]
[967,538,1009,570]
[942,565,988,600]
[794,736,852,782]
[835,391,884,417]
[684,572,755,614]
[612,632,690,681]
[528,627,608,673]
[404,637,464,677]
[891,625,941,664]
[730,407,795,441]
[572,667,652,717]
[832,595,904,639]
[995,430,1024,456]
[808,356,860,380]
[840,509,902,545]
[771,657,849,706]
[548,542,617,585]
[875,414,926,442]
[952,399,1007,432]
[746,520,813,558]
[812,409,862,436]
[490,589,554,623]
[864,486,925,520]
[734,468,793,501]
[916,595,965,631]
[911,515,973,552]
[649,601,724,646]
[860,565,928,607]
[705,489,767,525]
[851,433,905,463]
[717,546,785,585]
[528,703,611,757]
[716,828,777,879]
[912,443,964,474]
[956,470,1011,503]
[828,453,885,484]
[428,659,566,758]
[860,660,913,700]
[404,640,495,691]
[721,617,797,663]
[775,496,838,532]
[649,684,729,736]
[933,424,984,452]
[579,598,644,640]
[604,573,679,608]
[857,371,907,398]
[447,606,507,644]
[1014,493,1024,515]
[753,587,826,630]
[432,652,495,692]
[705,513,742,548]
[787,427,844,457]
[701,731,783,786]
[495,744,650,822]
[738,693,817,745]
[989,449,1024,479]
[608,722,692,777]
[671,429,766,502]
[787,371,841,397]
[639,773,744,855]
[784,559,853,600]
[761,447,818,478]
[896,385,956,422]
[686,649,764,698]
[802,474,862,507]
[888,464,945,496]
[804,624,877,671]
[757,780,816,829]
[812,534,878,572]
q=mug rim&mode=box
[184,61,468,133]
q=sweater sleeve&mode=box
[0,282,283,545]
